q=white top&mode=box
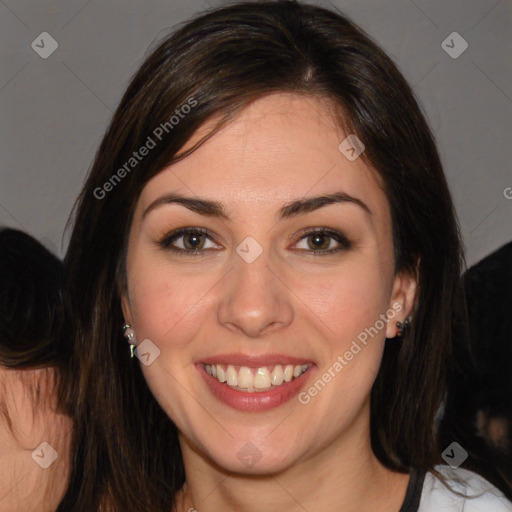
[418,465,512,511]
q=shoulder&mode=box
[418,464,512,511]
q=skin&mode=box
[121,93,417,512]
[0,367,72,511]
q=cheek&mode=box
[125,258,209,423]
[293,254,393,347]
[127,257,213,345]
[291,258,391,433]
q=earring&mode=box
[396,317,411,337]
[122,324,136,358]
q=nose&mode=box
[216,248,294,338]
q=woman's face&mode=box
[121,93,416,474]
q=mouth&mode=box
[203,363,312,392]
[196,355,315,411]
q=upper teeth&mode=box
[204,364,310,391]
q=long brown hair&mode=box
[62,1,466,509]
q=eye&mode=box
[158,228,220,255]
[292,228,351,255]
[158,226,351,257]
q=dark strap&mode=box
[399,470,426,512]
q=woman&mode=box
[0,228,73,511]
[61,1,512,510]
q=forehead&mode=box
[136,93,389,223]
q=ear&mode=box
[386,264,418,339]
[120,291,133,326]
[116,260,133,326]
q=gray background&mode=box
[1,0,511,267]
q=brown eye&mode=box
[182,232,206,250]
[158,228,220,255]
[294,228,351,255]
[306,233,331,250]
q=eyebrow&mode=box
[142,191,372,221]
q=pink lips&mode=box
[196,353,315,412]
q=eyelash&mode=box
[158,227,351,257]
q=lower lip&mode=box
[198,364,315,412]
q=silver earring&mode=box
[122,324,136,358]
[396,317,411,337]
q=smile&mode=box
[204,363,312,392]
[197,355,316,411]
